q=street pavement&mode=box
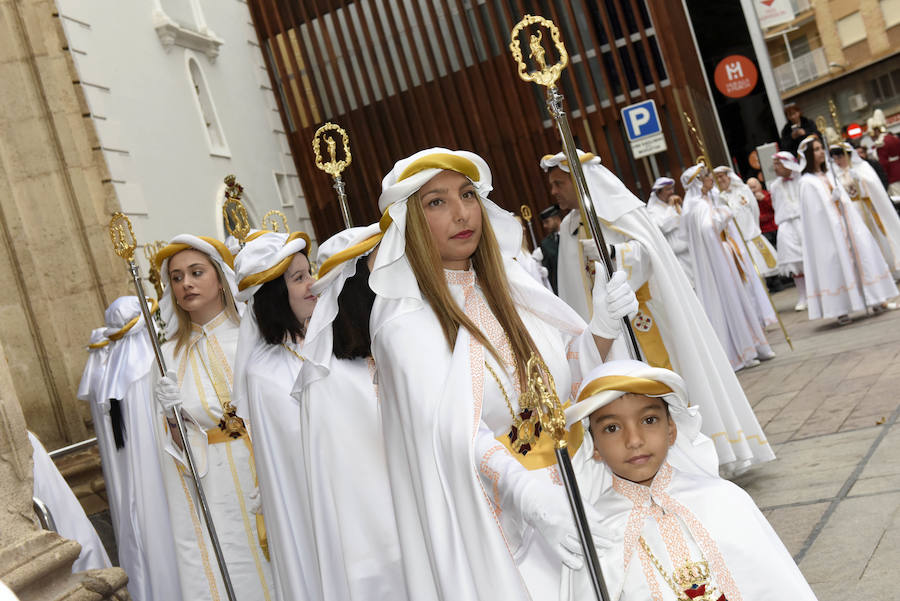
[734,285,900,598]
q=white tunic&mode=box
[718,184,779,277]
[684,193,772,369]
[298,356,407,600]
[836,163,900,275]
[562,462,818,601]
[799,172,898,319]
[769,175,804,276]
[29,431,111,572]
[156,312,274,601]
[371,266,602,601]
[557,209,593,320]
[237,341,320,601]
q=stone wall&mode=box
[0,0,129,449]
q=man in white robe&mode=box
[769,151,807,311]
[561,360,818,601]
[681,163,775,372]
[542,151,775,474]
[714,166,779,282]
[646,176,692,284]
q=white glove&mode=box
[580,239,601,263]
[589,269,639,339]
[532,247,544,262]
[830,185,842,202]
[155,370,182,414]
[518,477,611,569]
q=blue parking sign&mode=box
[622,100,662,141]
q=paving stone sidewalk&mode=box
[734,286,900,598]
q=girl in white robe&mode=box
[291,224,409,600]
[232,230,320,601]
[561,360,818,601]
[831,142,900,278]
[681,164,774,371]
[152,235,273,601]
[365,148,637,600]
[769,151,807,311]
[797,136,898,323]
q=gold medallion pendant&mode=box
[508,408,542,455]
[218,401,246,438]
[674,561,726,601]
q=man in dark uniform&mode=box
[538,204,562,293]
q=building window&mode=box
[882,0,900,28]
[836,12,866,47]
[273,172,301,208]
[187,56,229,156]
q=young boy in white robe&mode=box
[769,151,807,311]
[561,360,817,601]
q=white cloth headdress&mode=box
[100,296,156,407]
[566,359,719,489]
[539,149,643,222]
[154,234,238,339]
[293,223,381,394]
[773,150,801,172]
[796,134,820,172]
[713,165,745,190]
[232,230,310,415]
[77,327,110,403]
[371,147,585,340]
[679,162,709,214]
[651,177,675,191]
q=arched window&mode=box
[186,55,229,156]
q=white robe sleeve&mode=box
[614,240,653,291]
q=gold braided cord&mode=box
[485,362,518,423]
[154,237,236,272]
[236,231,312,292]
[280,343,305,363]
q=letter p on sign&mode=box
[622,100,661,141]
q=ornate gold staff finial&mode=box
[828,99,841,131]
[520,205,538,249]
[143,240,167,299]
[109,212,138,262]
[313,122,352,179]
[261,209,290,234]
[682,111,711,170]
[313,122,354,228]
[223,174,251,244]
[520,353,567,447]
[509,15,568,88]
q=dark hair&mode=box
[332,256,376,359]
[252,252,308,345]
[801,138,826,175]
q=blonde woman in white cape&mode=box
[232,230,319,601]
[151,236,274,601]
[290,224,408,600]
[797,136,898,324]
[366,148,637,600]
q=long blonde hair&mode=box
[405,191,542,385]
[168,253,240,357]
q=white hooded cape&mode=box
[369,149,603,600]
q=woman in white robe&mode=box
[232,230,320,601]
[151,235,273,601]
[797,136,898,323]
[290,224,408,600]
[831,142,900,277]
[681,163,775,371]
[364,148,637,600]
[769,151,807,311]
